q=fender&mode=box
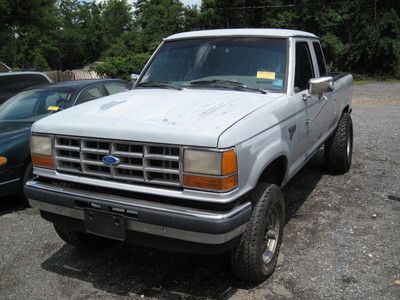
[235,124,291,194]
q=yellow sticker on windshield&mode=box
[47,106,60,111]
[257,71,276,80]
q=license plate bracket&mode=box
[84,209,126,241]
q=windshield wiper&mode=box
[190,79,266,94]
[137,81,182,90]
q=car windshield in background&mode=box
[139,37,287,92]
[0,89,74,122]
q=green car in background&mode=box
[0,79,132,202]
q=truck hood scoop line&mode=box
[32,89,281,147]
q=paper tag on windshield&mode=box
[257,71,276,80]
[47,106,60,111]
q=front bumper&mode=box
[25,180,252,251]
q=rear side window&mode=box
[75,85,105,105]
[294,42,315,92]
[313,42,327,76]
[104,82,128,95]
[0,74,50,104]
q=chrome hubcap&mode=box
[262,205,281,265]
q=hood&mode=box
[32,89,282,147]
[0,121,32,143]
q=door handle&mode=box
[318,95,327,102]
[302,94,312,102]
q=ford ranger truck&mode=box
[26,29,353,282]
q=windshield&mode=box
[140,37,287,92]
[0,89,74,122]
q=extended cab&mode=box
[25,29,353,282]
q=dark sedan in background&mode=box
[0,79,132,202]
[0,71,52,105]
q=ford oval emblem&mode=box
[102,155,120,166]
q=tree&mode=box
[101,0,133,49]
[32,49,50,71]
[94,53,151,79]
[135,0,186,52]
[0,0,398,78]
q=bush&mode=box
[94,52,151,80]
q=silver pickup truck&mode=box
[26,29,353,282]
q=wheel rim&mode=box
[262,204,281,265]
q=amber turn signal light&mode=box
[183,174,238,192]
[32,155,54,169]
[0,156,7,166]
[222,149,237,175]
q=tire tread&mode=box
[325,112,353,173]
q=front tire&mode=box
[230,183,285,283]
[54,224,113,250]
[324,112,353,173]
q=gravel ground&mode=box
[353,82,400,101]
[1,83,399,299]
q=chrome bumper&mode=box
[26,180,252,245]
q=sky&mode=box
[90,0,202,6]
[181,0,201,5]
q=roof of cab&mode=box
[0,71,48,77]
[23,79,125,91]
[165,28,317,41]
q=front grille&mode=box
[54,136,181,187]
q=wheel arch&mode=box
[258,155,288,187]
[20,155,32,179]
[343,104,352,114]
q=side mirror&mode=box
[131,73,139,84]
[308,76,334,95]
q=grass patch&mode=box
[354,78,400,85]
[353,74,400,85]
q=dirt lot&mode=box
[1,83,399,299]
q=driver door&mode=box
[292,40,325,160]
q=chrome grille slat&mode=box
[81,148,109,155]
[81,160,104,166]
[117,164,143,171]
[144,154,179,161]
[55,156,81,163]
[54,145,80,151]
[148,179,181,187]
[113,151,143,158]
[145,167,180,175]
[57,166,82,174]
[113,175,146,182]
[54,136,181,187]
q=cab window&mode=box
[0,74,50,104]
[104,82,128,95]
[75,85,105,105]
[313,42,327,76]
[294,42,315,92]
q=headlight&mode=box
[31,135,52,156]
[183,148,238,192]
[184,150,222,175]
[30,135,54,169]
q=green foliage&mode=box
[94,53,151,80]
[135,0,186,52]
[32,49,50,71]
[0,0,399,78]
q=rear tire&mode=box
[324,112,353,173]
[54,224,113,250]
[230,182,285,283]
